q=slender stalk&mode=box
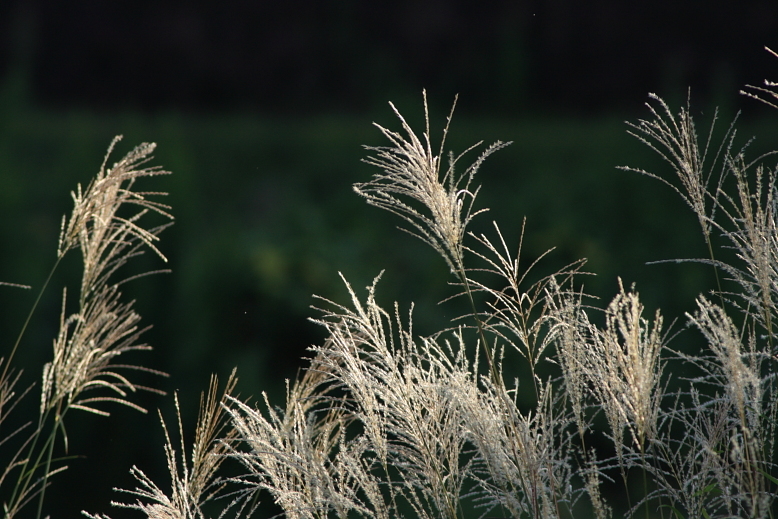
[6,405,57,519]
[455,266,499,394]
[704,233,727,312]
[640,446,651,519]
[34,411,59,519]
[3,258,61,386]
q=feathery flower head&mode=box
[354,91,510,273]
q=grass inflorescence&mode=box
[4,50,778,519]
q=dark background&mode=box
[1,1,777,517]
[4,1,778,115]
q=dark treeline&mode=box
[1,0,777,115]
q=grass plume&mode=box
[6,50,778,519]
[1,136,172,517]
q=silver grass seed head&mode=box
[43,136,172,419]
[354,91,510,274]
[58,135,172,262]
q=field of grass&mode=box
[1,76,778,517]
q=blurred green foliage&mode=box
[1,81,776,515]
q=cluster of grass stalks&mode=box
[4,52,778,519]
[0,136,172,517]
